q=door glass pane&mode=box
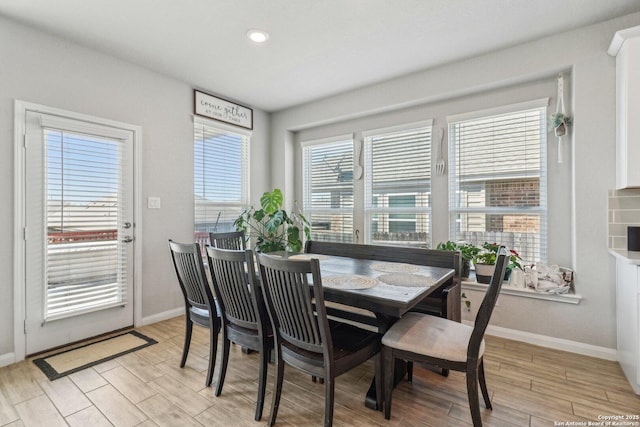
[45,129,126,320]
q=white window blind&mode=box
[448,101,547,263]
[302,136,353,243]
[44,128,128,320]
[364,122,432,247]
[194,121,249,247]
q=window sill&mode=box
[461,280,582,304]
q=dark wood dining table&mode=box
[282,251,456,409]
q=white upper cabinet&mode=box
[610,26,640,189]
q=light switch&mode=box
[148,197,161,209]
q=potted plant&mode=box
[473,242,523,284]
[436,240,480,279]
[234,188,310,253]
[551,112,572,137]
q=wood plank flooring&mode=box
[1,316,639,426]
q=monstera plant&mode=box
[234,188,310,253]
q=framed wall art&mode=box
[194,90,253,130]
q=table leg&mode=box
[364,313,405,410]
[365,358,406,410]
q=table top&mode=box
[282,252,455,318]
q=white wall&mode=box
[271,12,640,350]
[0,16,270,358]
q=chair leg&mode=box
[466,366,483,427]
[205,324,218,387]
[180,318,193,368]
[406,361,413,382]
[255,346,269,421]
[214,332,230,396]
[383,347,395,420]
[268,349,284,427]
[478,358,492,409]
[323,373,335,427]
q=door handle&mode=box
[123,236,134,243]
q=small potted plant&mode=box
[234,188,310,253]
[472,242,498,284]
[551,112,572,137]
[473,242,523,284]
[436,240,480,279]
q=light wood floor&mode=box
[1,316,639,426]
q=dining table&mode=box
[281,250,456,409]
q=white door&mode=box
[24,110,135,355]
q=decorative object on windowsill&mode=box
[436,240,480,279]
[234,188,310,253]
[523,264,573,294]
[473,242,522,284]
[552,73,573,164]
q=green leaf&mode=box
[287,226,301,252]
[253,209,266,222]
[265,211,285,233]
[260,189,283,214]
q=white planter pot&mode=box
[474,263,495,284]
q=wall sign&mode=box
[194,90,253,130]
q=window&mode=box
[448,99,547,263]
[194,121,249,246]
[302,136,353,243]
[364,121,432,247]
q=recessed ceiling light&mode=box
[247,29,269,43]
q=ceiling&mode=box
[1,0,639,112]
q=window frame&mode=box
[193,117,250,246]
[447,98,549,263]
[301,134,355,243]
[363,120,433,248]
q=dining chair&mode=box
[256,253,383,427]
[381,246,509,427]
[209,230,246,250]
[408,248,461,378]
[168,240,221,387]
[206,246,272,421]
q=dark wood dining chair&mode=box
[168,240,221,387]
[381,246,509,427]
[206,246,272,421]
[256,253,383,427]
[408,248,461,378]
[209,230,246,250]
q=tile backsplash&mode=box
[608,189,640,250]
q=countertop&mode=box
[609,248,640,264]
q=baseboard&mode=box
[141,307,183,326]
[463,321,618,361]
[0,352,15,368]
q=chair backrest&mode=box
[206,246,262,330]
[168,240,216,313]
[304,240,460,275]
[468,246,509,360]
[256,253,331,355]
[209,231,246,250]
